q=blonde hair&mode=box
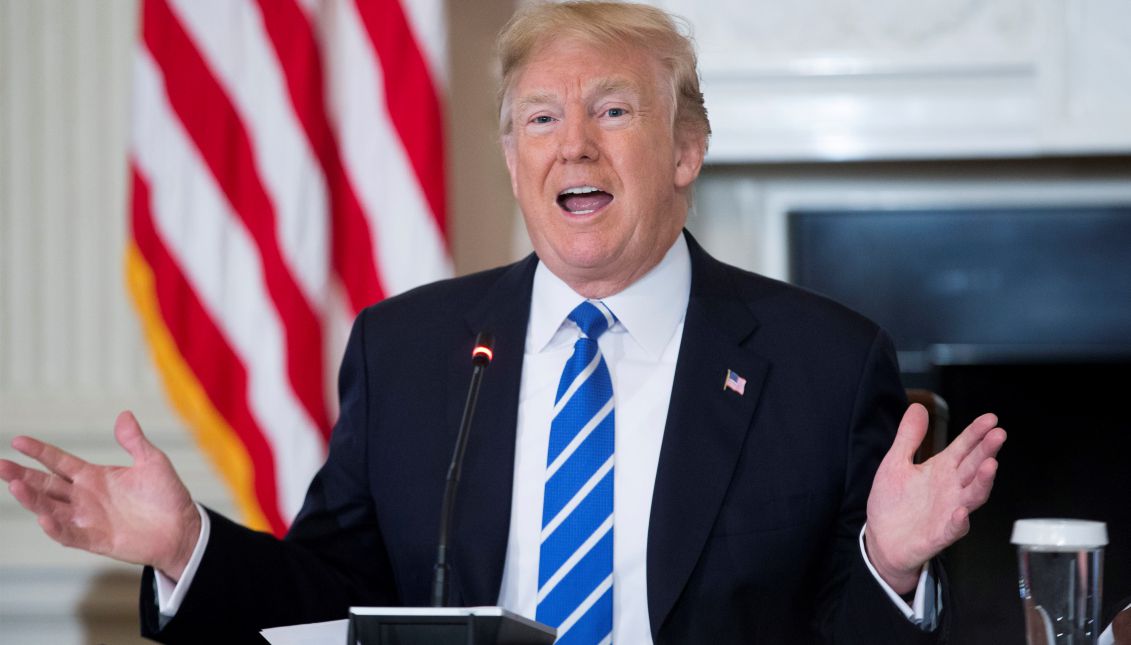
[496,1,710,146]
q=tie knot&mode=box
[568,300,615,340]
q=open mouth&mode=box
[557,186,613,215]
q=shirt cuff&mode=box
[154,502,210,622]
[858,525,941,629]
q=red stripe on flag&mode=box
[352,0,447,239]
[254,0,386,314]
[130,164,289,536]
[142,0,332,440]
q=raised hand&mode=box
[864,404,1006,593]
[0,411,200,580]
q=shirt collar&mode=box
[527,233,691,359]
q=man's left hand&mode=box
[864,404,1006,594]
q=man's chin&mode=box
[549,253,616,277]
[540,246,631,293]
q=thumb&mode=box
[889,403,929,464]
[115,411,157,463]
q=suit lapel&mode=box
[445,255,538,606]
[647,234,770,637]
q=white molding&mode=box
[691,175,1131,281]
[763,178,1131,278]
[646,0,1131,161]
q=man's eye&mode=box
[606,107,627,118]
[531,115,554,124]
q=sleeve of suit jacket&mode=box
[140,306,399,643]
[810,329,951,644]
[643,253,951,645]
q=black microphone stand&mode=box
[345,331,552,644]
[431,332,494,607]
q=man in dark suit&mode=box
[0,3,1005,643]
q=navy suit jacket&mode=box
[141,232,947,643]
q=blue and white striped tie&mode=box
[537,300,616,645]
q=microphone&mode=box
[431,331,495,607]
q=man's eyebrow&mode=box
[511,79,641,115]
[513,92,559,114]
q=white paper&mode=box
[260,618,347,645]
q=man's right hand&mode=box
[0,411,200,581]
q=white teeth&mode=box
[560,185,600,196]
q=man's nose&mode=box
[557,116,598,162]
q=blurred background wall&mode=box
[2,0,1129,643]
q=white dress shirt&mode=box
[496,233,692,644]
[159,234,934,636]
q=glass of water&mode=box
[1013,519,1108,645]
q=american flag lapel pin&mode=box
[723,369,746,395]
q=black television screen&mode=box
[788,205,1131,370]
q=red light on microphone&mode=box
[471,332,494,366]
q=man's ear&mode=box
[673,129,706,189]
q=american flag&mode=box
[125,0,450,536]
[724,369,746,396]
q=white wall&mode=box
[0,2,238,642]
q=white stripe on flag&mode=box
[133,47,326,520]
[168,0,331,310]
[293,0,318,17]
[398,0,447,87]
[321,279,355,423]
[318,0,451,297]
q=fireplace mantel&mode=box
[646,0,1131,162]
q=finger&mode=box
[961,458,999,511]
[5,466,73,503]
[10,436,85,481]
[942,413,998,464]
[8,478,71,518]
[889,404,929,464]
[0,458,32,483]
[956,427,1007,486]
[1,461,73,504]
[114,410,157,464]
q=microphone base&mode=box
[347,606,555,645]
